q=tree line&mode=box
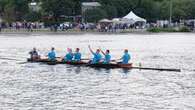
[0,0,195,23]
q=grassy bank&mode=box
[0,28,147,35]
[147,27,191,33]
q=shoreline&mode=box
[0,29,194,35]
[0,29,148,35]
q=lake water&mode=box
[0,33,195,110]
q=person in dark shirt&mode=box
[29,48,40,60]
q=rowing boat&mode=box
[27,58,88,65]
[87,63,132,69]
[26,58,181,72]
[27,58,133,69]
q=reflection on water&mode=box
[74,67,81,74]
[0,33,195,109]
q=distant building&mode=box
[28,2,41,12]
[81,2,101,22]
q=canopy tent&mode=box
[112,18,120,22]
[111,18,125,24]
[122,11,146,24]
[99,19,112,23]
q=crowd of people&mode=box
[0,21,145,32]
[0,20,195,32]
[97,23,141,32]
[0,22,44,32]
[29,46,131,64]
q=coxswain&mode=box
[29,47,40,60]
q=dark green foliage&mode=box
[98,0,195,22]
[0,0,29,22]
[147,27,191,32]
[24,11,42,22]
[179,26,191,32]
[147,27,177,32]
[84,8,107,23]
[1,0,195,23]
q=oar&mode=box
[111,60,181,72]
[18,61,29,64]
[56,57,90,61]
[131,66,181,72]
[81,58,90,60]
[0,57,23,61]
[111,58,181,72]
[131,62,181,72]
[0,56,28,64]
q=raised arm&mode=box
[119,55,124,60]
[88,45,95,54]
[99,48,106,56]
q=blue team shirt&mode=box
[74,52,81,61]
[48,51,56,60]
[65,53,73,61]
[122,52,131,64]
[104,54,111,64]
[92,53,102,64]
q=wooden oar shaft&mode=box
[132,66,181,72]
[81,58,90,60]
[0,57,22,61]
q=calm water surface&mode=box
[0,33,195,110]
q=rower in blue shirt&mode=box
[100,49,111,64]
[74,48,81,61]
[64,48,74,62]
[48,47,56,61]
[119,49,131,64]
[88,45,102,64]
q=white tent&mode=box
[99,19,112,23]
[112,18,120,22]
[122,11,146,24]
[111,18,124,24]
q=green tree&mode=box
[41,0,80,24]
[0,0,29,22]
[1,0,195,23]
[103,5,117,19]
[24,11,42,22]
[84,8,107,23]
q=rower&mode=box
[64,48,74,62]
[29,47,40,60]
[100,49,111,64]
[119,49,131,64]
[88,45,102,64]
[74,48,81,61]
[48,47,56,61]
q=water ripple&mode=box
[0,33,195,109]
